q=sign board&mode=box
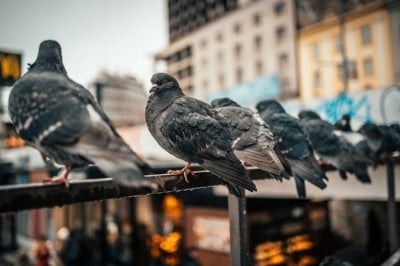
[0,51,22,86]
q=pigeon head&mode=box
[210,97,241,108]
[256,100,286,116]
[298,110,321,121]
[150,73,182,95]
[29,40,66,74]
[359,123,382,140]
[342,114,351,122]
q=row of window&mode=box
[312,24,372,58]
[314,58,374,87]
[199,55,289,92]
[199,23,287,51]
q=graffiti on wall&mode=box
[283,85,400,129]
[315,92,372,124]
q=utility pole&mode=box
[338,0,349,92]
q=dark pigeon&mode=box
[298,110,372,183]
[333,115,378,168]
[8,40,153,188]
[334,114,352,132]
[256,100,327,198]
[210,97,291,180]
[145,73,257,197]
[358,122,400,162]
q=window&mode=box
[253,13,261,25]
[274,1,286,15]
[256,61,263,76]
[218,73,225,89]
[335,35,343,52]
[216,32,223,42]
[361,25,372,45]
[234,23,241,33]
[338,62,347,81]
[314,70,321,87]
[236,68,243,83]
[279,53,288,70]
[203,79,209,91]
[276,26,286,41]
[363,58,374,76]
[312,43,319,58]
[254,35,262,51]
[234,44,242,58]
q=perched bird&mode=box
[8,40,153,188]
[298,110,372,183]
[256,100,327,198]
[145,73,257,197]
[333,115,377,167]
[334,114,352,132]
[358,122,400,162]
[210,97,291,180]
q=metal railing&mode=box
[0,162,398,266]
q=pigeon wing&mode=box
[161,98,256,193]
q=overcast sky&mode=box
[0,0,168,87]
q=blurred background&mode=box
[0,0,400,265]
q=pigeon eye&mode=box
[162,79,168,85]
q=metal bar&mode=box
[229,188,248,266]
[0,168,268,213]
[387,160,398,253]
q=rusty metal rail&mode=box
[0,167,270,213]
[0,167,273,266]
[0,161,398,266]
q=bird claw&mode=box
[167,168,194,183]
[42,176,70,188]
[42,167,71,188]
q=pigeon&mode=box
[358,122,400,162]
[256,100,327,198]
[8,40,153,188]
[333,115,378,167]
[298,110,372,183]
[145,73,257,197]
[210,97,291,180]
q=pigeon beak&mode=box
[150,85,158,93]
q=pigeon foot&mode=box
[167,163,194,183]
[42,166,71,188]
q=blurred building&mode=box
[297,0,397,101]
[92,71,147,126]
[155,0,299,104]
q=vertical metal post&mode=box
[338,0,349,92]
[387,160,398,253]
[228,189,248,266]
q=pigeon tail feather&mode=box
[202,158,257,193]
[287,157,327,190]
[294,177,306,199]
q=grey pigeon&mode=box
[358,122,400,162]
[298,110,372,183]
[8,40,153,188]
[333,115,378,167]
[210,97,291,180]
[256,100,327,198]
[334,114,352,132]
[145,73,257,197]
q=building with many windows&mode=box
[155,0,299,104]
[297,0,395,101]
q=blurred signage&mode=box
[192,216,230,253]
[0,51,21,86]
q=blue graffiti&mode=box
[315,92,372,123]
